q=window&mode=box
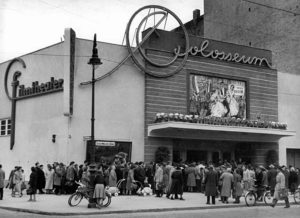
[0,118,11,136]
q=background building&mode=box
[175,0,300,167]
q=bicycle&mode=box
[244,185,273,206]
[68,181,112,207]
[293,185,300,204]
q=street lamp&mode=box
[88,34,102,164]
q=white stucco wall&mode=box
[278,72,300,165]
[0,29,145,177]
[67,38,145,163]
[0,42,68,177]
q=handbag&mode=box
[21,182,27,191]
[26,187,33,195]
[278,188,288,199]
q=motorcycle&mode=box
[68,181,112,207]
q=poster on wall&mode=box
[189,74,247,119]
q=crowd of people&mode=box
[0,159,299,209]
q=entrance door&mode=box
[186,150,207,162]
[287,149,300,168]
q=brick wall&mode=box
[144,46,278,162]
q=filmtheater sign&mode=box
[4,58,64,149]
[18,77,64,99]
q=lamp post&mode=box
[88,34,102,164]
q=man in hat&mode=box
[204,165,218,204]
[66,161,77,194]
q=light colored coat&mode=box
[109,169,117,187]
[154,167,163,183]
[45,169,54,190]
[220,171,233,197]
[0,169,5,188]
[274,171,285,200]
[53,166,63,186]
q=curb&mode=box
[0,202,294,216]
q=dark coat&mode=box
[289,171,298,191]
[134,167,145,184]
[283,170,290,189]
[36,167,46,189]
[29,171,38,194]
[204,170,218,196]
[169,169,183,195]
[0,169,5,189]
[267,168,277,190]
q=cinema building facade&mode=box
[0,24,296,172]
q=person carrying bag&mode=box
[270,165,290,208]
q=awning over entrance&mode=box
[148,122,296,142]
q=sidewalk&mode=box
[0,189,297,216]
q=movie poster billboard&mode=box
[189,74,247,119]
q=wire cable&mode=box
[242,0,300,16]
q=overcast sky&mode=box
[0,0,204,63]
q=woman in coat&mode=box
[108,165,117,187]
[28,167,38,202]
[45,164,54,194]
[13,167,23,197]
[204,165,218,204]
[271,166,290,208]
[93,167,106,207]
[53,164,62,195]
[219,168,233,203]
[154,163,164,197]
[185,164,196,192]
[232,169,243,203]
[162,164,170,194]
[169,165,184,200]
[126,164,135,195]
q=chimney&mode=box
[193,9,201,23]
